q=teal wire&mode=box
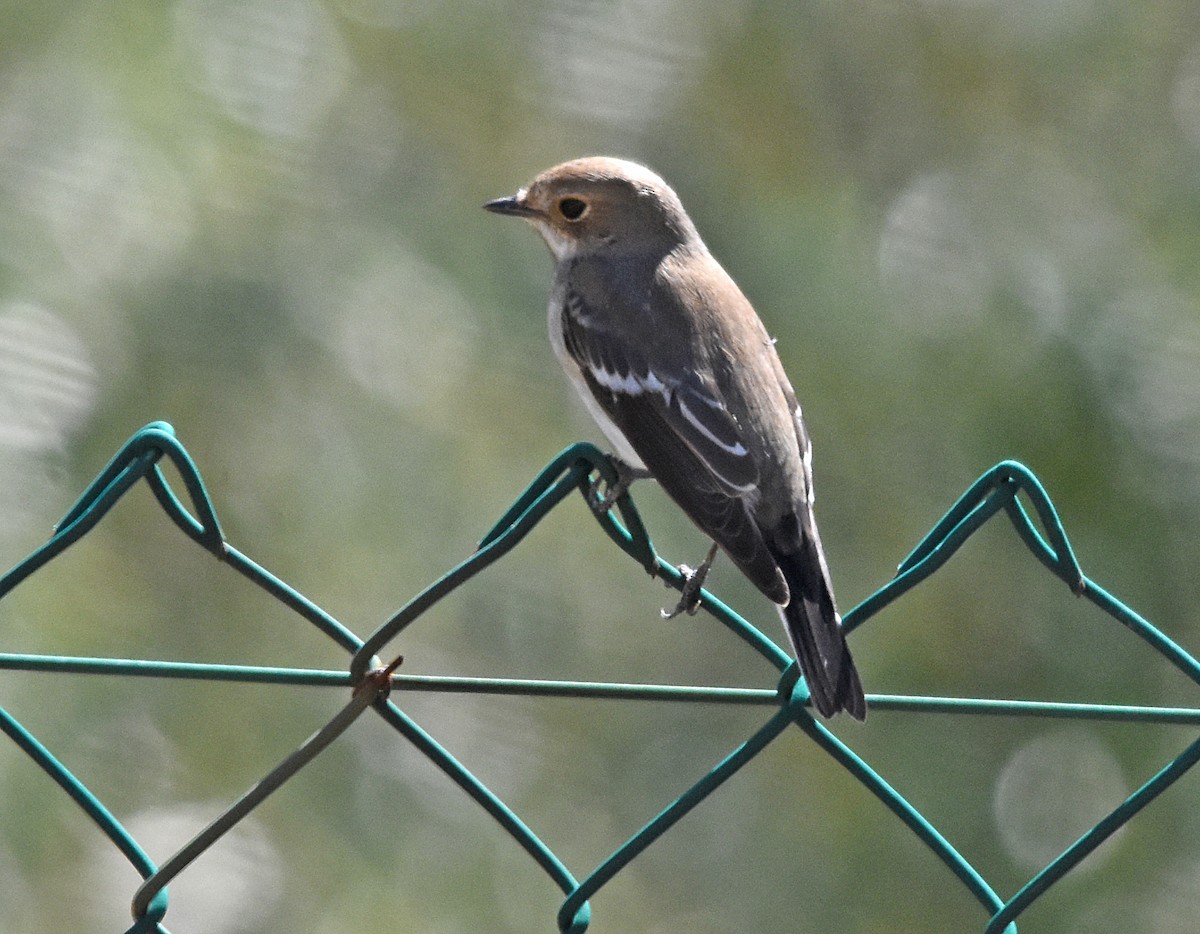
[986,732,1200,933]
[559,702,795,931]
[372,698,591,931]
[3,424,1200,933]
[794,705,1014,931]
[0,704,169,927]
[351,459,587,680]
[6,654,1200,725]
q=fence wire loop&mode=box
[776,661,808,716]
[1,421,1198,932]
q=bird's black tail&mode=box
[772,537,866,721]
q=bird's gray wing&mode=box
[562,287,759,493]
[561,287,788,603]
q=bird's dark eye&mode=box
[559,197,588,220]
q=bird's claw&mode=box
[661,542,719,619]
[588,458,649,516]
[589,472,630,516]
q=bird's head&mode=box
[484,156,698,261]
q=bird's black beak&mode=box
[483,192,538,218]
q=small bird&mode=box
[485,157,865,720]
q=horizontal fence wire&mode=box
[1,421,1198,931]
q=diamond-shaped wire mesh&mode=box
[2,422,1198,933]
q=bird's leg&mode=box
[662,542,720,619]
[590,456,651,515]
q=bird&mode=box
[484,157,866,720]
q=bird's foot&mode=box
[661,542,720,619]
[589,457,650,515]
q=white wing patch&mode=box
[678,394,750,457]
[588,364,667,398]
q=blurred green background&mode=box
[1,1,1200,931]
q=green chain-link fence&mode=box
[2,421,1198,932]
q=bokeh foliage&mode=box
[1,1,1200,930]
